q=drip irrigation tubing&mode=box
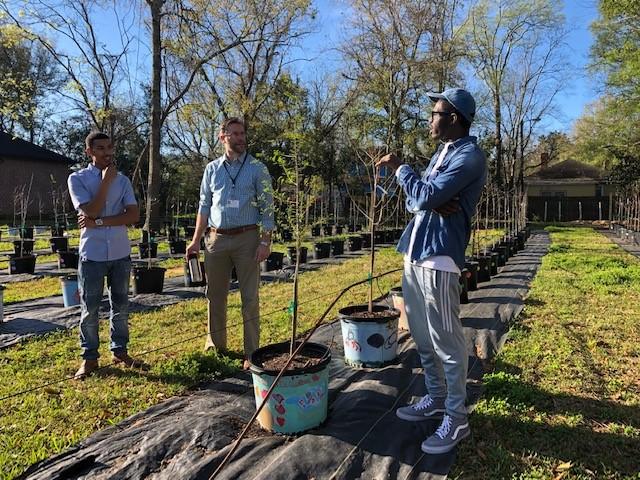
[209,267,402,480]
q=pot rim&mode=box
[249,341,331,376]
[338,304,400,324]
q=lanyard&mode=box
[222,152,248,188]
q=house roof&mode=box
[527,159,605,181]
[0,130,73,164]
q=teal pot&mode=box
[459,268,469,304]
[13,240,35,256]
[338,304,400,368]
[138,242,158,259]
[183,260,206,287]
[60,274,81,307]
[49,236,68,253]
[313,242,331,259]
[464,260,479,291]
[286,246,308,264]
[250,341,331,434]
[58,250,79,269]
[8,227,19,237]
[346,236,362,252]
[474,255,492,283]
[132,266,165,294]
[261,252,284,272]
[389,287,409,331]
[170,240,186,255]
[9,254,36,275]
[330,239,344,256]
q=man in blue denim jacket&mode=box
[377,88,487,454]
[68,132,146,379]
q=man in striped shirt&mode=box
[187,117,274,369]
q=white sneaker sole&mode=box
[396,408,446,421]
[420,428,470,454]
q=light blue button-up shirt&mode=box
[68,163,137,262]
[198,153,275,231]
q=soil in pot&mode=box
[50,236,69,253]
[338,304,400,368]
[132,266,165,294]
[250,341,331,434]
[9,254,37,275]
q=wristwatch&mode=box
[95,218,104,226]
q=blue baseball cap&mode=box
[428,88,476,123]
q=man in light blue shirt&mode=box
[377,88,487,454]
[68,131,146,379]
[186,117,274,368]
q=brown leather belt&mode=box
[207,224,257,235]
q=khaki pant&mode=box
[203,229,260,356]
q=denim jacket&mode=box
[396,136,487,269]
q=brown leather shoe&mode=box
[74,359,99,380]
[113,352,150,371]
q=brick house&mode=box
[0,131,74,220]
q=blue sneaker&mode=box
[421,414,470,454]
[396,394,446,421]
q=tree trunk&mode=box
[145,0,163,231]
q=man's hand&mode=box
[433,196,461,216]
[78,213,96,229]
[255,243,271,263]
[186,240,200,259]
[375,153,402,172]
[101,163,117,183]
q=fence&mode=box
[527,196,610,222]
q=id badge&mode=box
[226,198,240,209]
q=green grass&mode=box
[452,227,640,480]
[0,247,403,479]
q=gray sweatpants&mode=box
[402,262,467,418]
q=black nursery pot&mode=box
[286,246,308,264]
[494,245,508,266]
[347,235,362,252]
[334,225,343,235]
[170,240,186,255]
[360,233,371,249]
[475,255,492,283]
[314,242,331,259]
[139,242,158,259]
[459,268,470,304]
[50,236,68,253]
[311,225,321,237]
[280,229,293,242]
[19,227,34,239]
[374,230,385,245]
[185,226,196,238]
[347,224,356,233]
[464,260,479,291]
[517,231,526,250]
[261,251,284,272]
[14,240,35,256]
[331,239,344,256]
[322,224,333,236]
[141,230,157,243]
[132,266,165,294]
[489,252,499,275]
[51,226,65,237]
[384,229,395,243]
[167,227,181,241]
[8,254,37,275]
[58,250,79,269]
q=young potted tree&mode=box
[248,128,331,434]
[169,199,186,254]
[9,177,37,275]
[339,146,400,368]
[132,193,165,294]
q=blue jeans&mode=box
[78,257,131,360]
